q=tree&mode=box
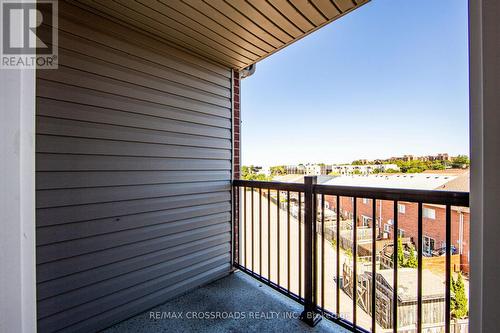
[241,165,271,181]
[270,165,286,176]
[429,161,446,170]
[406,245,418,268]
[451,273,468,319]
[397,237,405,268]
[393,237,417,268]
[451,155,470,169]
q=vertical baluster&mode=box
[251,187,255,272]
[321,194,325,313]
[244,187,247,268]
[299,192,302,298]
[259,188,262,276]
[393,200,398,333]
[277,190,280,285]
[372,199,377,333]
[417,202,423,333]
[287,191,291,293]
[268,189,271,281]
[336,195,341,318]
[353,197,358,330]
[445,205,452,333]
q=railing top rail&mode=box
[233,179,305,192]
[314,184,469,206]
[232,179,469,207]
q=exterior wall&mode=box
[35,3,232,332]
[325,196,470,272]
[0,66,37,333]
[468,1,500,331]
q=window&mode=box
[398,229,405,237]
[362,198,369,204]
[423,236,435,255]
[398,204,406,214]
[423,207,436,219]
[384,224,391,233]
[361,215,372,226]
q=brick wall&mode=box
[233,69,240,180]
[324,196,470,273]
[232,70,240,266]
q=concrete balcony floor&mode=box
[103,271,349,333]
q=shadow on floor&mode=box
[103,271,349,333]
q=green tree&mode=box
[393,237,418,268]
[452,155,470,169]
[270,165,286,176]
[406,245,418,268]
[241,165,270,181]
[397,237,405,267]
[429,161,446,170]
[451,273,468,319]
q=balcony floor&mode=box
[103,271,349,333]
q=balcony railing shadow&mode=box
[103,271,349,333]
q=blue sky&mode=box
[241,0,469,166]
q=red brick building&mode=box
[324,171,470,273]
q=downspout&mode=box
[240,63,256,78]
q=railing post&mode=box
[300,176,321,326]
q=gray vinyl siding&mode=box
[35,3,232,332]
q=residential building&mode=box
[324,171,470,273]
[304,163,332,175]
[331,163,400,175]
[284,164,306,175]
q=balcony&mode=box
[3,0,495,332]
[232,177,469,333]
[103,271,348,333]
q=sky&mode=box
[240,0,469,166]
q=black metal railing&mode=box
[232,176,469,333]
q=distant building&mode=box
[324,171,470,273]
[331,164,399,175]
[384,153,454,163]
[304,163,331,175]
[284,164,305,174]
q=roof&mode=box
[323,173,460,191]
[434,171,470,192]
[375,268,445,302]
[273,174,334,184]
[76,0,370,70]
[422,169,469,175]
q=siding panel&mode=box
[36,3,232,332]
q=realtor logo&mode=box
[1,0,58,68]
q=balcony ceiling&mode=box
[74,0,369,70]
